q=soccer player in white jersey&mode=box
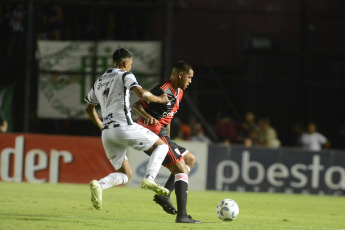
[84,48,170,210]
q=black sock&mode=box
[164,173,175,197]
[174,173,188,217]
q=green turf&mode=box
[0,182,344,230]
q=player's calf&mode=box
[183,152,196,169]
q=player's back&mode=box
[93,68,134,125]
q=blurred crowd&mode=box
[1,4,63,64]
[0,2,150,58]
[171,111,331,152]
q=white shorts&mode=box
[101,123,159,170]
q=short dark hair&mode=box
[172,60,193,73]
[112,48,133,62]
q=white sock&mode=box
[99,172,129,190]
[145,144,168,180]
[174,173,189,183]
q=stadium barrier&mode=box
[1,133,344,195]
[128,141,345,195]
[207,145,345,196]
[0,133,113,183]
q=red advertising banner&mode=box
[0,133,114,184]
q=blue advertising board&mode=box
[207,145,345,195]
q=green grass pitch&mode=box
[0,182,344,230]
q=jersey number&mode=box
[103,88,110,98]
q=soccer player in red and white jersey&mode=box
[132,61,201,223]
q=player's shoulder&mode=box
[151,80,172,94]
[122,71,134,77]
[98,68,121,80]
[150,80,167,92]
[122,71,136,81]
[103,68,134,77]
[160,80,172,90]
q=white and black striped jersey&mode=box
[85,68,141,128]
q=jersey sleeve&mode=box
[123,72,141,90]
[150,85,164,96]
[138,85,164,109]
[84,86,98,105]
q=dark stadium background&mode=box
[1,0,344,149]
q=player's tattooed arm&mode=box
[132,101,161,126]
[131,86,169,104]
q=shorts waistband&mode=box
[102,122,120,130]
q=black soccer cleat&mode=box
[176,215,202,224]
[153,194,178,215]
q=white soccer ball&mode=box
[216,198,239,221]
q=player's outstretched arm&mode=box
[131,86,169,104]
[132,101,160,125]
[85,103,102,131]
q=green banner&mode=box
[37,41,162,119]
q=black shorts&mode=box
[145,136,188,167]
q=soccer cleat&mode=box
[176,215,202,224]
[89,180,102,210]
[153,194,178,215]
[140,178,169,196]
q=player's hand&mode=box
[144,115,161,126]
[158,93,169,103]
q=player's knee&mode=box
[160,143,169,152]
[174,166,189,175]
[184,152,196,169]
[153,138,165,148]
[156,144,169,158]
[168,160,189,175]
[150,140,168,153]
